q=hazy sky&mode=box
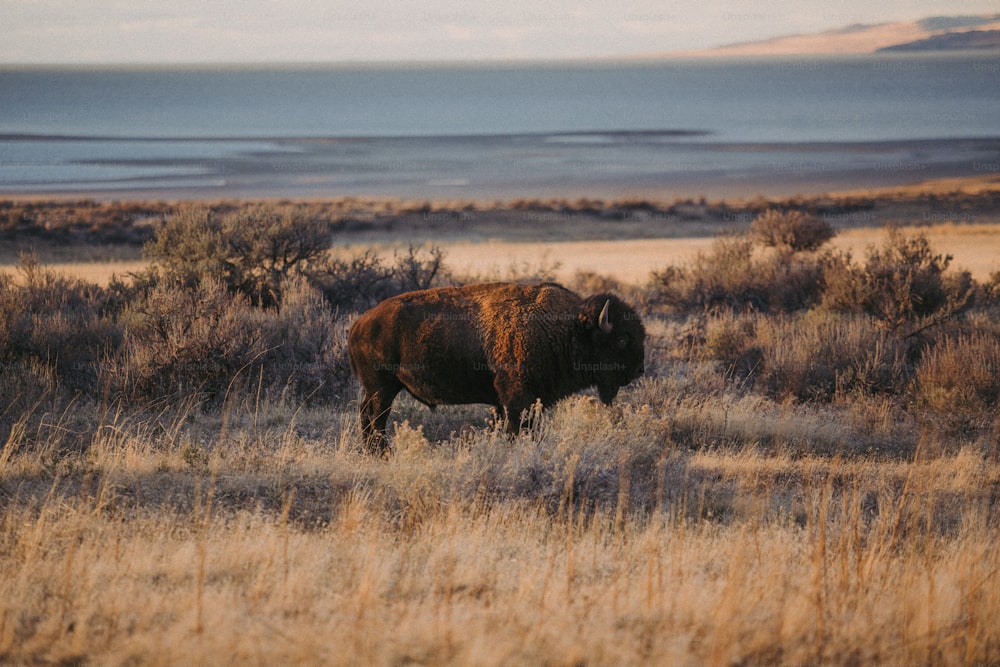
[2,0,998,64]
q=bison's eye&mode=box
[616,335,629,350]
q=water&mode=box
[1,55,998,198]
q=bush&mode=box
[653,235,766,312]
[1,218,451,408]
[114,278,261,404]
[980,271,1000,309]
[652,235,825,314]
[145,207,332,306]
[754,313,911,402]
[750,209,835,253]
[113,276,354,406]
[700,312,762,386]
[822,227,973,331]
[312,245,448,312]
[696,311,913,402]
[392,244,447,292]
[915,333,1000,436]
[0,255,120,394]
[258,277,353,404]
[312,250,395,312]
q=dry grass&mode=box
[2,396,999,666]
[3,195,1000,665]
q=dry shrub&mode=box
[653,235,764,312]
[2,216,446,409]
[0,257,123,455]
[654,225,975,332]
[113,277,352,406]
[754,313,911,402]
[750,209,835,252]
[982,271,1000,308]
[0,358,59,453]
[0,255,120,395]
[144,206,331,306]
[821,227,973,331]
[258,277,353,404]
[313,250,397,311]
[769,253,827,313]
[313,245,449,312]
[915,333,1000,436]
[700,312,762,386]
[697,311,912,402]
[114,278,260,404]
[652,235,825,314]
[392,244,447,291]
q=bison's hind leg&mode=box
[359,382,401,456]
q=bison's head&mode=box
[576,294,646,405]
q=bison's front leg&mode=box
[499,395,545,437]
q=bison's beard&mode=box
[597,383,620,406]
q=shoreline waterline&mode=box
[2,135,997,202]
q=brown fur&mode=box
[348,282,645,454]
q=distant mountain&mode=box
[659,14,1000,57]
[878,29,1000,52]
[917,15,999,32]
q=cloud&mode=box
[2,0,999,63]
[116,18,203,34]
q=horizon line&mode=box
[5,50,998,70]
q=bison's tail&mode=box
[346,321,361,379]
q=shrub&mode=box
[0,356,59,450]
[258,277,353,404]
[142,207,227,289]
[979,271,1000,309]
[144,207,332,306]
[652,235,825,314]
[392,244,447,292]
[915,333,1000,436]
[653,235,766,312]
[111,275,355,406]
[696,310,913,402]
[822,227,973,331]
[750,209,835,253]
[312,250,396,312]
[312,245,448,312]
[114,278,261,404]
[700,312,762,386]
[0,255,119,394]
[753,313,911,402]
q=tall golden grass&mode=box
[2,392,999,666]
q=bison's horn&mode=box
[598,299,613,333]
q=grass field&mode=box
[2,394,999,665]
[2,185,999,665]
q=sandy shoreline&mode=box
[18,224,1000,289]
[434,223,1000,284]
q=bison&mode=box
[348,282,645,454]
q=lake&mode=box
[1,54,998,199]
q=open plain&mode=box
[2,176,999,665]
